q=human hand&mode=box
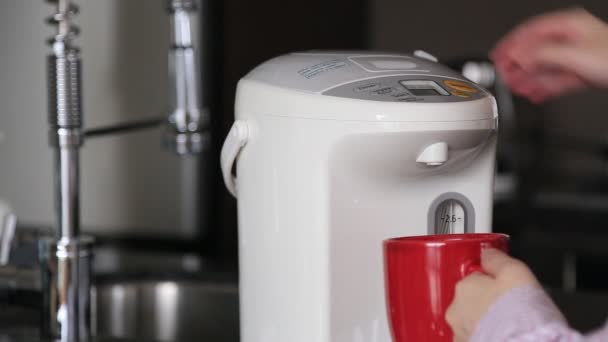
[445,249,540,342]
[491,8,608,103]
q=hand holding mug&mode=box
[384,233,509,342]
[445,249,541,342]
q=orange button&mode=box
[450,90,471,98]
[443,80,478,93]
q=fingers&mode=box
[494,40,588,102]
[447,250,540,341]
[445,293,465,338]
[491,7,589,60]
[491,7,605,100]
[456,272,493,290]
[526,71,586,102]
[516,43,588,73]
[503,68,586,103]
[447,273,493,342]
[480,248,517,277]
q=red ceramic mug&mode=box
[383,233,509,342]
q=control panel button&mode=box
[443,80,478,93]
[373,87,395,95]
[354,83,381,92]
[450,90,471,98]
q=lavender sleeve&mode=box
[470,286,608,342]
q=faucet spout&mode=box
[163,0,210,155]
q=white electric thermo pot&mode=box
[221,51,498,342]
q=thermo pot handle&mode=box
[220,121,249,197]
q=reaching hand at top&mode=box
[491,8,608,103]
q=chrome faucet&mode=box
[164,0,209,155]
[0,203,16,266]
[44,0,93,341]
[0,1,207,341]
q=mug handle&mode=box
[461,261,486,277]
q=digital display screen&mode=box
[408,88,441,96]
[399,80,450,96]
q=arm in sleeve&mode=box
[470,286,608,342]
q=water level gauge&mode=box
[428,193,475,234]
[435,200,465,234]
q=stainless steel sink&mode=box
[0,238,240,341]
[94,280,239,342]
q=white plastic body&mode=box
[225,52,498,342]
